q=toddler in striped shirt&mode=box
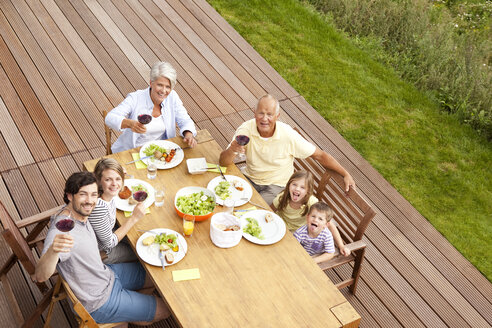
[294,202,336,263]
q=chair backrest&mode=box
[103,110,112,155]
[0,202,62,283]
[292,129,375,244]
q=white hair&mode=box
[256,94,280,115]
[150,61,177,89]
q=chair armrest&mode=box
[344,240,366,252]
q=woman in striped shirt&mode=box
[89,158,145,263]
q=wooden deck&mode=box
[0,0,490,327]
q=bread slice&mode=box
[265,213,274,223]
[165,252,174,264]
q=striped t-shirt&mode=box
[293,225,335,256]
[88,198,118,254]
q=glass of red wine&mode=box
[235,135,250,162]
[55,210,75,233]
[133,190,148,203]
[137,114,152,125]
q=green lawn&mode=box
[207,0,492,280]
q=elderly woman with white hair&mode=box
[105,61,197,153]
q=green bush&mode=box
[306,0,492,139]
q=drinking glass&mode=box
[137,114,152,125]
[183,214,195,237]
[235,135,250,162]
[223,198,235,215]
[147,158,157,180]
[154,186,165,207]
[55,210,75,233]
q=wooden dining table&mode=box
[83,130,360,328]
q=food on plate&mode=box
[244,217,264,240]
[165,252,174,264]
[214,181,231,200]
[131,184,148,193]
[176,192,215,215]
[118,186,131,199]
[214,223,226,231]
[232,180,244,191]
[265,213,274,223]
[143,144,177,162]
[128,196,138,205]
[159,243,170,251]
[142,235,155,246]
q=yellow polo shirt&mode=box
[233,119,316,187]
[273,193,319,231]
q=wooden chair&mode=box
[0,201,63,327]
[45,276,127,328]
[0,202,126,327]
[103,110,112,155]
[292,129,376,294]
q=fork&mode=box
[240,198,270,210]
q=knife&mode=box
[217,164,227,181]
[125,155,153,165]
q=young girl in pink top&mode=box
[271,170,350,256]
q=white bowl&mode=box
[210,213,242,248]
[186,158,207,175]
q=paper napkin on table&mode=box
[131,153,147,169]
[233,207,257,218]
[124,207,151,217]
[172,268,200,282]
[206,163,226,173]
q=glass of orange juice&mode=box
[183,214,195,237]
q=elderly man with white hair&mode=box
[105,61,197,154]
[220,94,355,205]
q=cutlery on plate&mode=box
[240,198,270,210]
[125,155,153,165]
[217,165,227,181]
[137,229,157,234]
[159,250,166,271]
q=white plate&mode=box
[136,228,188,267]
[206,175,253,206]
[139,140,184,169]
[240,210,286,245]
[114,179,155,212]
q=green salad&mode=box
[244,217,264,240]
[176,192,215,215]
[214,181,231,200]
[155,233,178,249]
[143,143,167,156]
[131,184,148,193]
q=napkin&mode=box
[206,163,227,173]
[131,153,147,169]
[172,268,200,282]
[233,206,257,217]
[124,207,151,217]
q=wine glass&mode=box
[235,135,250,162]
[137,114,152,125]
[55,210,75,233]
[133,190,148,202]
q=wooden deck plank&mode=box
[136,0,243,114]
[0,67,52,163]
[0,35,68,158]
[2,0,102,150]
[54,0,142,98]
[13,0,108,147]
[0,133,17,173]
[190,0,299,99]
[98,0,211,123]
[178,0,284,100]
[0,97,35,167]
[157,0,258,109]
[40,0,125,106]
[37,160,69,206]
[0,6,84,153]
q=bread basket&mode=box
[210,213,242,248]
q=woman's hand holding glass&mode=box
[132,202,146,221]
